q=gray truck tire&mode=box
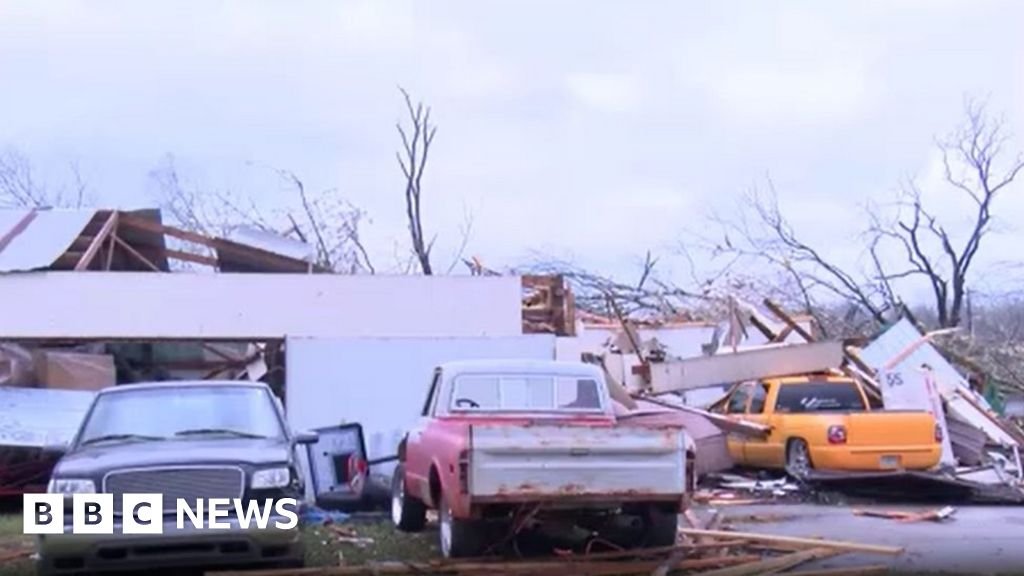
[438,493,484,558]
[643,506,680,547]
[391,464,427,532]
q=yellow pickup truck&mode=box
[710,374,943,477]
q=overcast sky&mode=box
[1,1,1022,298]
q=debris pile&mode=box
[568,295,1024,503]
[207,525,899,575]
[695,474,803,506]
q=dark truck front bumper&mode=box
[36,513,303,575]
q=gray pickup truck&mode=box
[36,380,317,575]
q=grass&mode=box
[0,512,437,576]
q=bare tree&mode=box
[149,155,375,273]
[877,100,1024,327]
[396,87,437,275]
[523,253,710,320]
[0,149,91,209]
[704,99,1022,333]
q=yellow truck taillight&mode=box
[935,423,943,442]
[827,425,847,444]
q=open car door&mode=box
[304,423,371,510]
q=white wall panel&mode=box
[0,272,522,339]
[285,335,556,498]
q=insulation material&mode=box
[284,335,556,501]
[33,351,116,391]
[0,387,95,447]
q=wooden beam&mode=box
[771,325,794,343]
[763,299,815,342]
[120,214,321,272]
[677,529,904,556]
[165,248,218,267]
[119,213,216,248]
[104,234,116,270]
[75,211,119,271]
[112,235,161,272]
[748,314,776,340]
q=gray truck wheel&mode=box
[438,493,484,558]
[391,464,427,532]
[786,438,813,479]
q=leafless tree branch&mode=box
[396,86,438,275]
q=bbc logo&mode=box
[23,494,300,534]
[24,494,164,535]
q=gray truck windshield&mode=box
[76,386,285,446]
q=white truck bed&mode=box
[467,423,687,502]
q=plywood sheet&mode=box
[0,272,523,339]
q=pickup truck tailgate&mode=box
[844,411,938,447]
[468,424,686,500]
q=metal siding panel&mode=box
[0,209,97,272]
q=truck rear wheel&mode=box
[438,493,484,558]
[391,464,427,532]
[642,506,679,547]
[786,438,814,479]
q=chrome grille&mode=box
[104,467,244,515]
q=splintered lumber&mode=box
[852,506,956,523]
[209,555,762,576]
[0,548,32,563]
[786,566,891,576]
[692,548,839,576]
[677,529,904,556]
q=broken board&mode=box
[648,341,845,394]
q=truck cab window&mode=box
[726,386,750,414]
[748,383,769,414]
[774,381,866,413]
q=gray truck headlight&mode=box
[251,467,290,489]
[47,478,96,494]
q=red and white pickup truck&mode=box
[390,359,694,558]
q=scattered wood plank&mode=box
[210,554,763,576]
[786,565,891,576]
[694,547,839,576]
[678,529,904,556]
[0,548,32,563]
[852,506,956,523]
